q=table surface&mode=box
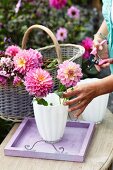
[0,110,113,170]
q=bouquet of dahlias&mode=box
[0,45,43,86]
[0,44,83,122]
[24,60,83,106]
[0,44,83,106]
[0,44,44,121]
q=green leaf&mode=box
[1,0,10,7]
[59,84,66,92]
[46,59,57,68]
[36,98,48,106]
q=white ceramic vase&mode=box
[33,93,68,143]
[78,78,109,124]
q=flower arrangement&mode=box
[0,45,43,86]
[24,60,83,106]
[0,44,83,106]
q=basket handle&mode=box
[22,24,62,64]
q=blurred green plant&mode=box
[0,0,100,50]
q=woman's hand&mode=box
[63,82,99,117]
[93,35,110,69]
[93,34,104,50]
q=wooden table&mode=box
[0,109,113,170]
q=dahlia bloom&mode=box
[83,50,91,59]
[81,37,93,59]
[57,60,83,87]
[56,27,68,42]
[14,49,41,74]
[49,0,67,9]
[5,45,21,57]
[28,48,43,67]
[24,68,53,98]
[67,6,80,19]
[81,37,93,50]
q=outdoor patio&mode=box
[0,0,113,169]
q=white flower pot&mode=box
[78,78,109,124]
[33,93,68,142]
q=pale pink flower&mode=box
[56,27,68,42]
[1,57,13,67]
[5,45,21,57]
[24,68,53,98]
[49,0,67,9]
[0,70,10,78]
[14,49,40,74]
[15,0,22,13]
[57,60,83,87]
[13,76,22,86]
[67,6,80,19]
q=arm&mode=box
[63,75,113,117]
[94,19,108,48]
[94,20,110,67]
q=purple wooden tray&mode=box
[4,118,95,162]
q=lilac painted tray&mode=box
[4,118,95,162]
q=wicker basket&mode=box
[22,25,85,87]
[0,25,85,122]
[0,84,33,122]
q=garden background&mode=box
[1,0,111,143]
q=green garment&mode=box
[102,0,113,73]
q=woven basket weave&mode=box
[0,84,33,122]
[0,25,85,122]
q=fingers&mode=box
[64,96,81,106]
[63,86,79,98]
[68,101,86,112]
[73,106,86,117]
[98,58,111,68]
[94,65,101,72]
[109,58,113,64]
[100,63,110,68]
[93,39,103,50]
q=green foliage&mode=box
[35,98,48,106]
[0,0,100,50]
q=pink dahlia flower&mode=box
[24,68,53,98]
[14,49,40,74]
[81,37,93,59]
[5,45,21,57]
[67,6,80,19]
[49,0,67,9]
[56,27,68,42]
[83,51,91,59]
[81,37,93,51]
[13,76,22,86]
[28,48,43,67]
[57,60,83,87]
